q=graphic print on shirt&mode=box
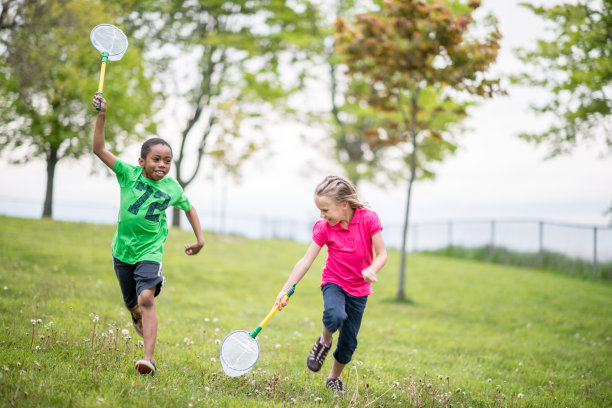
[127,181,171,222]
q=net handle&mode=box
[250,284,296,338]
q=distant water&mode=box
[1,199,610,262]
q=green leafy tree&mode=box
[121,0,321,228]
[513,0,611,157]
[0,0,155,218]
[335,0,503,301]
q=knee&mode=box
[138,289,155,309]
[322,307,347,333]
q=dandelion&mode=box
[517,393,524,398]
[213,317,219,323]
[31,319,36,325]
[275,344,281,349]
[214,339,221,345]
[204,318,210,322]
[108,329,114,336]
[518,361,523,367]
[121,329,129,336]
[35,346,41,350]
[210,358,216,363]
[487,378,492,383]
[37,319,42,324]
[3,286,7,290]
[214,328,220,332]
[92,315,99,323]
[204,386,210,393]
[314,397,322,402]
[184,337,190,344]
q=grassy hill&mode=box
[0,216,610,407]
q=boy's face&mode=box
[315,194,350,227]
[139,144,172,181]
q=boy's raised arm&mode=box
[92,95,116,170]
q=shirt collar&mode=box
[330,208,361,230]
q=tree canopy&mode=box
[513,0,611,157]
[335,0,503,300]
[0,0,156,217]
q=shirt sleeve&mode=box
[312,220,328,247]
[112,159,129,186]
[173,190,191,211]
[170,178,191,211]
[367,210,383,237]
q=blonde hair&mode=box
[314,175,365,209]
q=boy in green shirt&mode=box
[92,94,205,375]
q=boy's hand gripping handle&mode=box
[249,284,296,339]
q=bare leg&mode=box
[138,288,157,362]
[321,323,333,344]
[329,358,346,379]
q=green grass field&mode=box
[0,216,610,407]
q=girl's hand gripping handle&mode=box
[250,284,296,339]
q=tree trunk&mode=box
[397,92,419,301]
[397,135,418,301]
[42,146,58,218]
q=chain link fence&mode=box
[2,199,611,271]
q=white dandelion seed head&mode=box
[204,318,209,322]
[214,339,221,345]
[210,358,216,362]
[487,378,492,383]
[3,286,7,290]
[121,329,129,335]
[204,386,210,392]
[35,345,41,350]
[184,337,190,343]
[214,328,220,332]
[31,319,36,325]
[517,393,524,398]
[518,361,523,367]
[213,317,219,323]
[37,319,42,324]
[275,344,281,349]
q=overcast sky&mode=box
[2,0,611,232]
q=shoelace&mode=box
[327,378,344,393]
[309,342,328,364]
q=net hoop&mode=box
[220,330,260,377]
[90,24,128,62]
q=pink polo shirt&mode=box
[312,208,383,297]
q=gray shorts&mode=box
[112,257,165,309]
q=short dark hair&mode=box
[141,138,172,159]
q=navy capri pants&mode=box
[321,283,368,365]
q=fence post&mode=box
[538,221,544,264]
[593,227,598,276]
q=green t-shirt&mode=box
[111,159,191,264]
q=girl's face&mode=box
[138,144,172,181]
[315,194,352,227]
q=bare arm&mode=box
[92,95,116,170]
[184,206,205,255]
[362,231,387,283]
[275,241,322,310]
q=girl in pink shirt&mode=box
[275,175,387,394]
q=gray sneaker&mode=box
[326,377,346,394]
[306,337,331,372]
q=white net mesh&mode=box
[220,330,260,377]
[90,24,128,61]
